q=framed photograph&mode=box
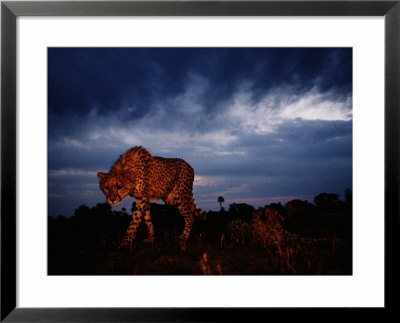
[1,0,399,321]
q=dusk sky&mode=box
[48,48,352,218]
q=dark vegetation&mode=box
[48,190,352,275]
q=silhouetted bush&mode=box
[48,191,352,275]
[228,203,254,222]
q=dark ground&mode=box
[48,194,352,275]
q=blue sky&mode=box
[48,48,352,217]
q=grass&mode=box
[48,201,352,275]
[48,220,351,275]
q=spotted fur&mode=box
[98,146,204,251]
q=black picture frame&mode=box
[1,0,399,321]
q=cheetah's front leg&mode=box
[119,198,149,249]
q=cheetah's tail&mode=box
[194,208,207,221]
[189,196,207,221]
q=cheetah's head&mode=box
[97,172,130,205]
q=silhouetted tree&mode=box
[218,196,225,210]
[55,215,67,222]
[74,204,90,220]
[314,193,345,213]
[95,202,112,212]
[285,199,317,235]
[228,203,254,222]
[344,189,352,207]
[264,202,286,218]
[286,199,314,219]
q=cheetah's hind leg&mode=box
[143,208,155,244]
[177,210,195,251]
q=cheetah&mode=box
[97,146,204,251]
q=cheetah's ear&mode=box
[97,172,107,181]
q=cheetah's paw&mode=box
[119,239,133,250]
[178,235,188,251]
[144,236,155,244]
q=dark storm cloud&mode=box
[48,48,351,118]
[49,48,186,117]
[48,47,352,216]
